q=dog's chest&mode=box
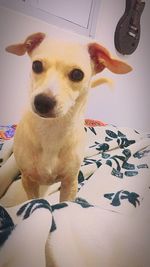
[35,133,68,184]
[42,144,60,170]
[20,115,83,185]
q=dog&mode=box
[5,32,132,202]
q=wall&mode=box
[87,0,150,132]
[0,0,150,132]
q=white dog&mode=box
[5,32,132,202]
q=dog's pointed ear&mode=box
[88,43,132,74]
[5,32,46,56]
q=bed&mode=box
[0,120,150,267]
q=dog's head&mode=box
[6,32,132,119]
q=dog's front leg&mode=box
[60,177,78,202]
[22,174,39,200]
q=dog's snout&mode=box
[34,94,56,115]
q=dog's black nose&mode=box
[34,94,56,115]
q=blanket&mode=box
[0,122,150,267]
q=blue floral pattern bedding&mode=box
[0,124,150,267]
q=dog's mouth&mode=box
[34,110,57,119]
[33,93,59,118]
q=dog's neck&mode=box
[64,90,89,125]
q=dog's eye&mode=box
[32,60,43,74]
[69,68,84,82]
